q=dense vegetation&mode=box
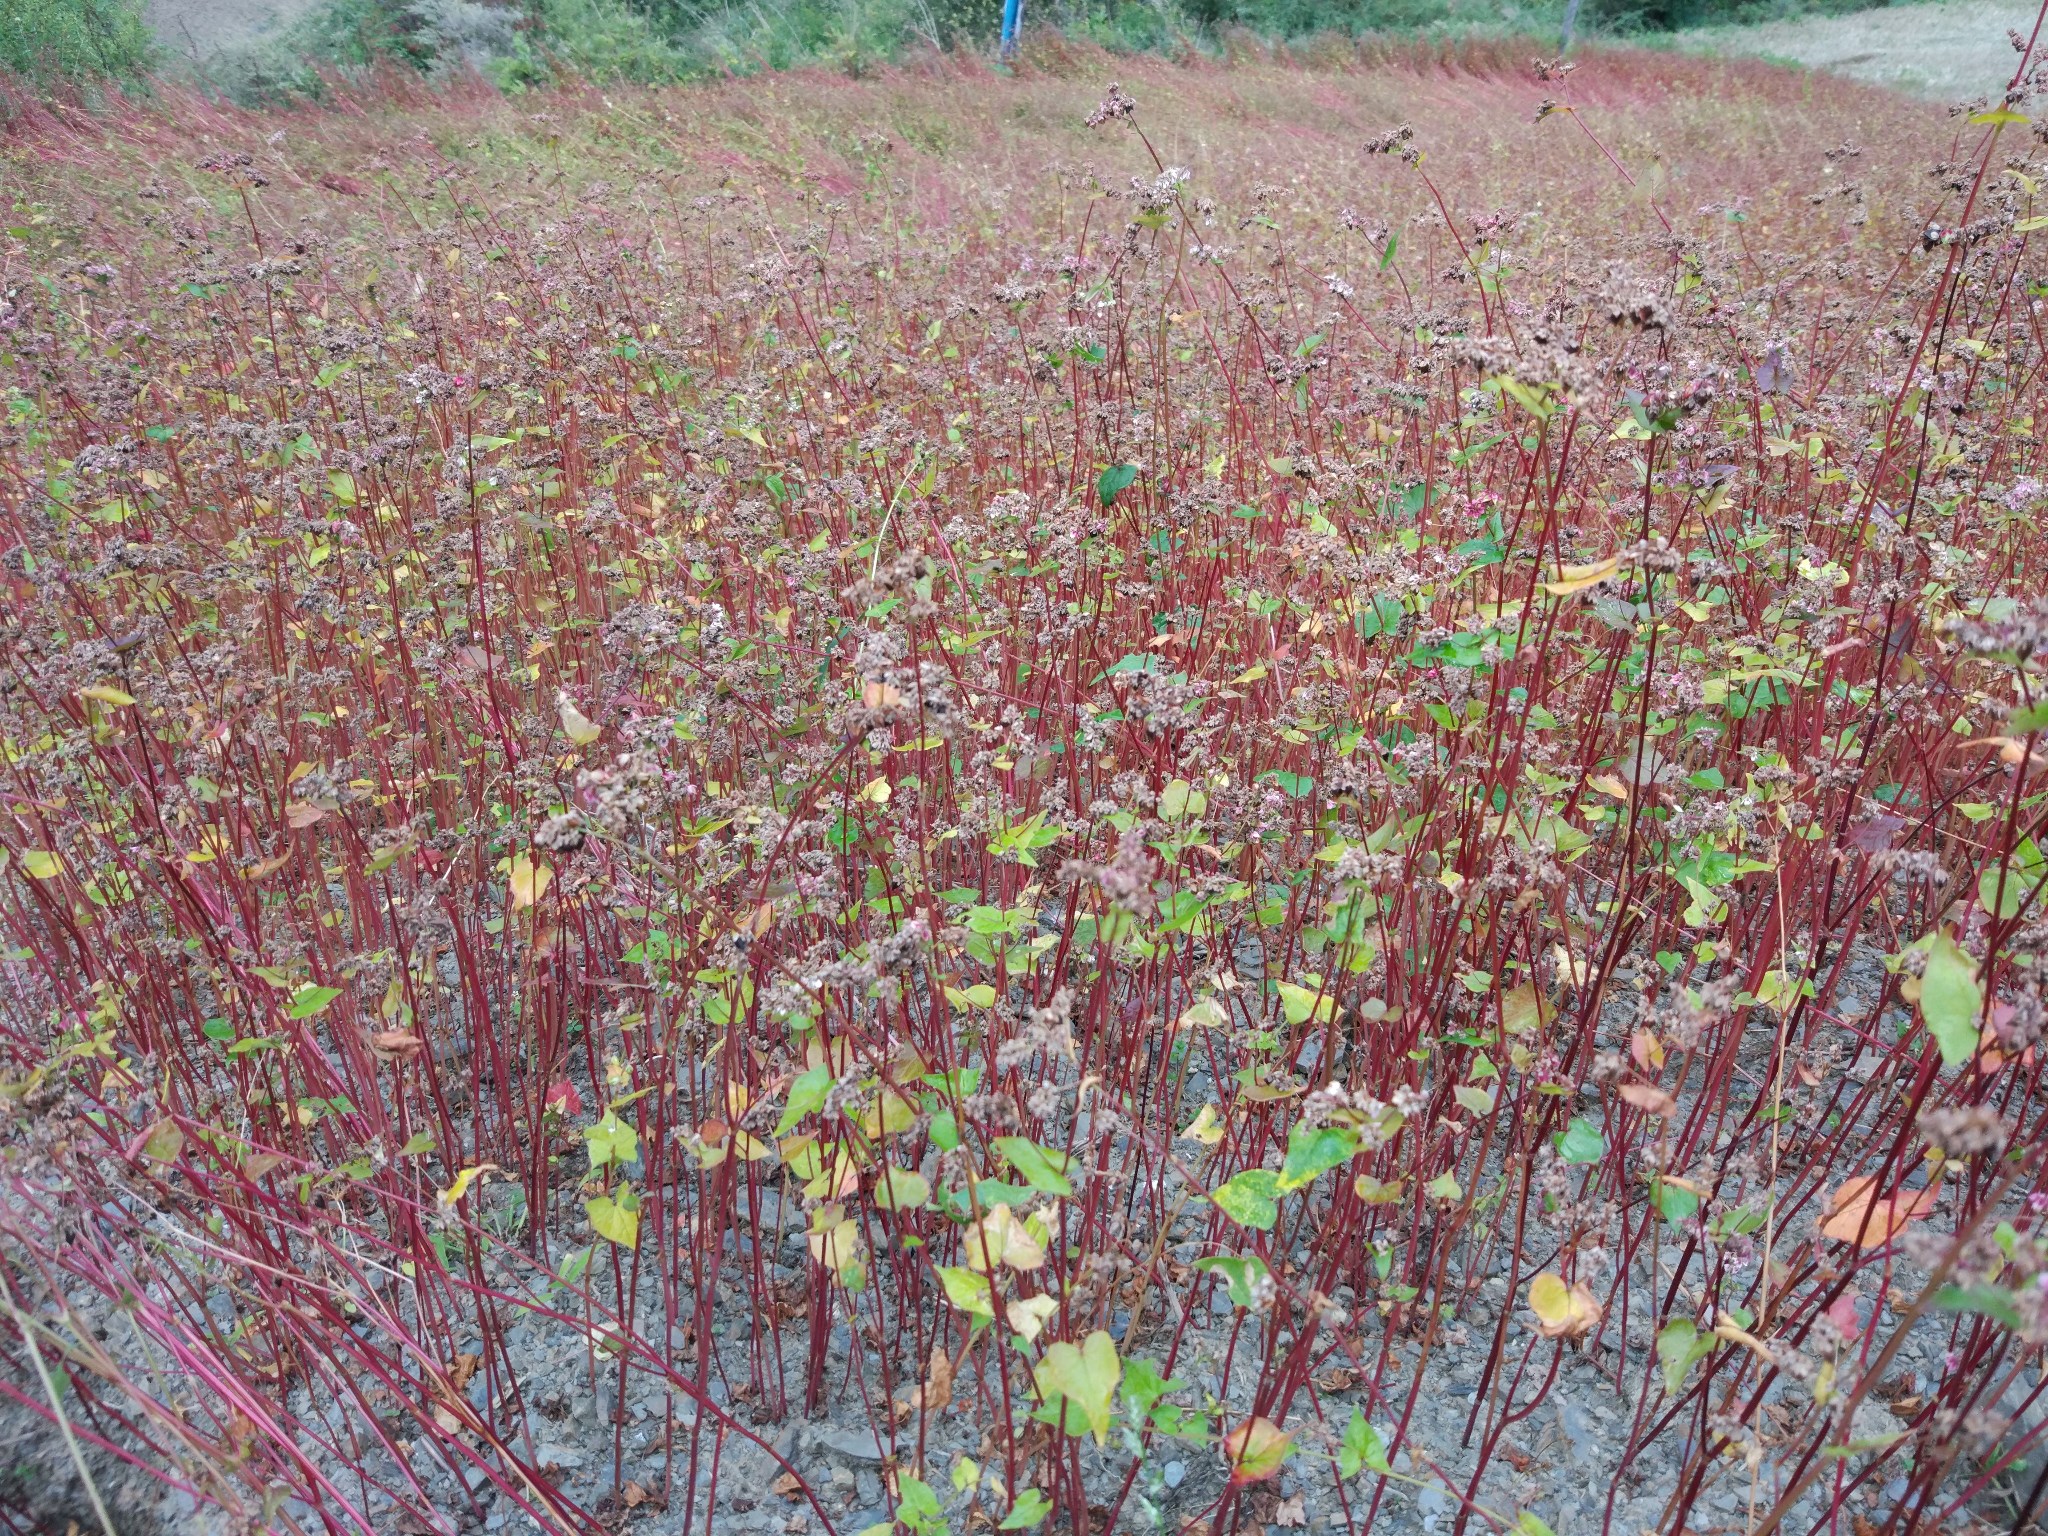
[2,0,1902,99]
[4,32,2045,1536]
[0,0,151,83]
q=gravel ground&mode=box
[242,952,2021,1535]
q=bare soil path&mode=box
[1669,0,2039,100]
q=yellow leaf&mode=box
[1541,555,1620,597]
[1501,982,1549,1036]
[78,684,136,707]
[1586,773,1630,801]
[1552,943,1592,990]
[18,849,62,880]
[557,692,602,746]
[965,1204,1045,1272]
[1179,1104,1225,1145]
[1006,1293,1058,1343]
[1528,1272,1601,1337]
[438,1163,500,1211]
[808,1211,862,1273]
[508,855,552,910]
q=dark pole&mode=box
[1559,0,1582,52]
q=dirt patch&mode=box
[1668,0,2036,100]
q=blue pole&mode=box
[1000,0,1023,57]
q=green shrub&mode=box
[0,0,154,81]
[492,0,688,85]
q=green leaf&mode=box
[894,1475,945,1534]
[555,1246,592,1288]
[1655,1318,1714,1394]
[992,1136,1076,1197]
[585,1109,639,1170]
[999,1489,1051,1530]
[936,1264,994,1319]
[1515,1514,1560,1536]
[1338,1407,1390,1478]
[1379,229,1398,271]
[1920,928,1983,1068]
[2010,700,2048,734]
[1555,1116,1605,1164]
[1650,1177,1700,1223]
[1192,1254,1271,1307]
[1273,980,1335,1026]
[1452,1084,1496,1116]
[586,1184,639,1248]
[140,1120,185,1163]
[1121,1356,1182,1422]
[1934,1282,2023,1329]
[1033,1328,1121,1443]
[774,1064,832,1136]
[1276,1125,1358,1192]
[873,1166,930,1211]
[285,985,342,1019]
[1098,464,1139,506]
[1209,1170,1282,1230]
[1981,863,2027,921]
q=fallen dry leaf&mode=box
[1820,1176,1938,1248]
[446,1352,481,1392]
[1617,1081,1676,1116]
[368,1030,424,1061]
[771,1472,802,1501]
[1272,1493,1308,1528]
[916,1340,954,1413]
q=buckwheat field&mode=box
[2,35,2047,1536]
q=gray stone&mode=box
[1163,1460,1186,1489]
[534,1442,584,1472]
[807,1425,886,1464]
